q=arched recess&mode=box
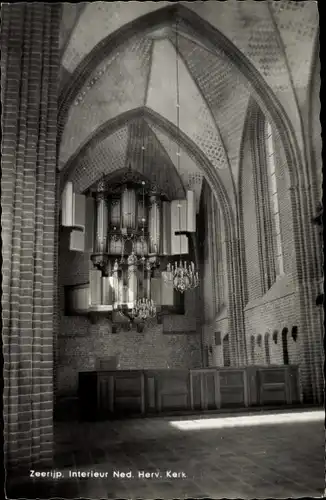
[264,333,271,365]
[250,336,255,365]
[281,328,289,366]
[59,105,247,365]
[239,98,290,296]
[222,334,230,367]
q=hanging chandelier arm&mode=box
[175,19,180,136]
[163,22,200,294]
[175,19,181,180]
[178,204,182,262]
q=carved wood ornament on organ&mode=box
[61,167,197,323]
[88,168,161,321]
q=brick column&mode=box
[1,3,61,470]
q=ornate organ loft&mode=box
[61,167,198,329]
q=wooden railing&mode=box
[78,365,301,420]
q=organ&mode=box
[61,170,197,320]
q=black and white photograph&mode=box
[1,1,324,499]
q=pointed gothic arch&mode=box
[56,3,322,386]
[58,3,304,183]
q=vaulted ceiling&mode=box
[59,1,319,213]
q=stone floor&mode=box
[7,408,325,499]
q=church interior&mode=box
[2,1,324,499]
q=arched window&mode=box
[264,333,271,365]
[213,199,226,311]
[266,122,284,278]
[282,327,289,365]
[223,334,230,367]
[250,335,255,364]
[250,112,285,295]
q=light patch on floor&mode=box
[169,409,325,430]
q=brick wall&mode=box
[244,291,300,366]
[240,104,304,375]
[57,322,202,396]
[1,3,61,469]
[199,180,232,368]
[310,51,322,204]
[240,122,261,304]
[56,237,202,397]
[200,182,217,363]
[272,128,296,279]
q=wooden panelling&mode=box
[205,371,217,409]
[190,369,221,411]
[190,371,202,410]
[257,367,289,405]
[78,366,300,420]
[219,370,244,387]
[97,371,145,416]
[146,376,156,412]
[161,393,188,410]
[288,365,301,403]
[98,376,111,413]
[220,387,245,407]
[157,370,189,412]
[78,371,98,420]
[115,374,141,395]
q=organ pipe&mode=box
[127,253,138,304]
[88,178,173,312]
[162,202,171,255]
[110,198,121,228]
[95,192,109,253]
[137,199,147,227]
[101,277,112,305]
[148,195,161,255]
[145,260,152,299]
[112,260,120,305]
[121,188,136,230]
